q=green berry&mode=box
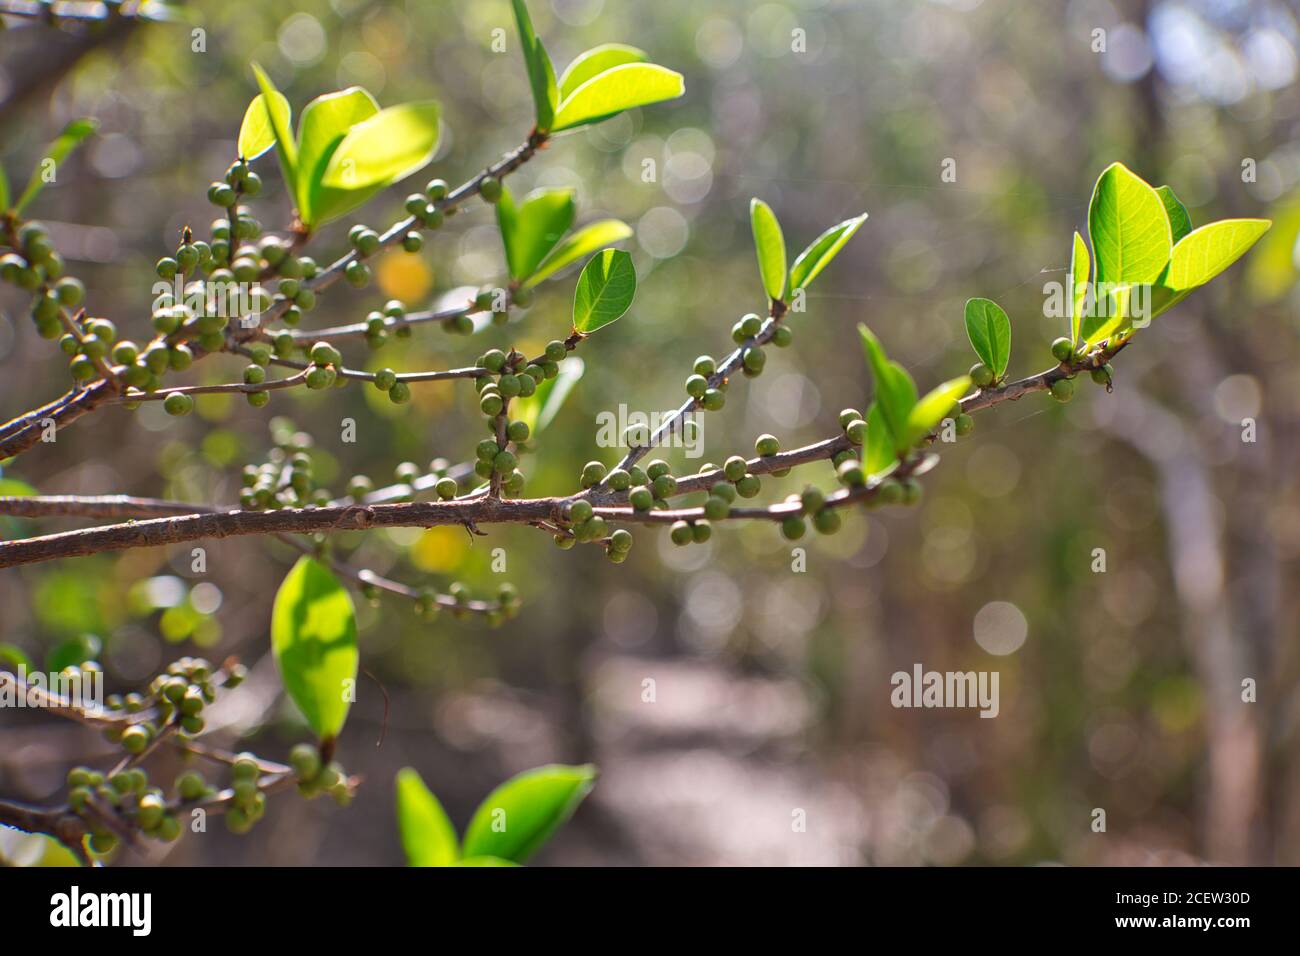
[629,486,654,511]
[479,176,502,202]
[651,474,677,500]
[970,363,995,388]
[845,418,868,445]
[813,508,842,535]
[703,496,730,520]
[436,476,458,500]
[670,521,692,546]
[54,276,85,307]
[606,468,631,491]
[580,461,607,487]
[373,368,398,391]
[723,456,747,482]
[755,434,780,457]
[686,374,708,398]
[1049,378,1074,403]
[507,420,530,442]
[735,474,761,498]
[955,413,974,436]
[345,260,371,286]
[389,382,412,404]
[701,388,725,411]
[837,459,864,487]
[545,340,568,362]
[800,486,826,514]
[1090,364,1114,386]
[289,743,321,782]
[403,231,424,253]
[693,356,716,376]
[772,325,793,348]
[781,515,807,540]
[1051,337,1075,363]
[691,521,712,543]
[163,393,194,416]
[568,500,594,524]
[426,178,449,200]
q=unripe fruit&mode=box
[685,374,708,398]
[568,500,594,524]
[739,313,762,337]
[837,458,864,487]
[426,178,449,200]
[1049,378,1074,403]
[345,260,371,286]
[629,486,654,511]
[545,340,568,362]
[177,771,207,801]
[651,474,677,499]
[373,368,398,391]
[121,724,150,754]
[800,486,826,514]
[498,374,521,398]
[814,508,842,535]
[723,456,747,482]
[1051,337,1075,362]
[310,341,341,367]
[755,434,780,457]
[742,347,766,374]
[54,277,85,307]
[403,231,424,253]
[480,392,503,416]
[970,363,995,388]
[845,419,868,445]
[609,529,633,553]
[389,382,412,404]
[955,413,974,436]
[701,388,725,411]
[290,743,321,782]
[691,521,712,543]
[900,479,923,506]
[606,468,631,491]
[580,461,607,487]
[703,496,730,520]
[735,474,761,498]
[247,390,270,408]
[670,521,692,546]
[772,325,793,348]
[111,341,139,365]
[693,355,716,377]
[781,515,807,540]
[877,479,904,505]
[512,286,534,308]
[163,393,194,416]
[479,176,502,202]
[1090,364,1114,386]
[436,476,458,500]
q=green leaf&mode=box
[251,64,298,199]
[395,768,459,867]
[1155,184,1192,243]
[963,297,1011,379]
[455,856,520,867]
[238,91,292,163]
[497,187,576,282]
[552,63,684,132]
[0,478,36,497]
[525,219,632,288]
[1087,162,1172,288]
[558,43,647,100]
[270,557,358,740]
[14,119,97,214]
[516,357,584,433]
[1147,219,1271,320]
[750,198,787,302]
[295,87,379,226]
[0,643,33,671]
[573,249,636,333]
[1082,283,1134,346]
[461,764,596,864]
[511,0,558,132]
[320,102,440,196]
[862,403,897,478]
[788,213,867,291]
[1163,219,1272,293]
[0,166,9,212]
[1068,231,1090,345]
[857,325,917,455]
[906,376,972,446]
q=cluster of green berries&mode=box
[239,425,333,509]
[777,485,844,539]
[288,744,352,807]
[65,765,183,852]
[132,656,218,736]
[224,753,270,832]
[206,158,262,209]
[669,518,713,546]
[551,498,629,559]
[684,354,728,411]
[361,299,414,349]
[0,223,84,333]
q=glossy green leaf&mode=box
[559,43,647,99]
[296,87,379,226]
[396,768,460,867]
[14,119,97,214]
[461,764,596,863]
[512,0,557,131]
[862,403,897,478]
[525,219,632,288]
[516,357,584,434]
[270,557,358,740]
[497,187,576,282]
[1163,219,1271,292]
[789,213,867,291]
[1068,231,1090,345]
[320,102,439,196]
[906,376,972,446]
[573,249,635,333]
[238,91,291,163]
[251,64,298,197]
[0,166,9,212]
[857,325,917,455]
[552,63,684,132]
[1155,184,1192,243]
[1082,283,1133,346]
[964,297,1011,379]
[1087,162,1171,288]
[1148,219,1271,320]
[750,198,787,302]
